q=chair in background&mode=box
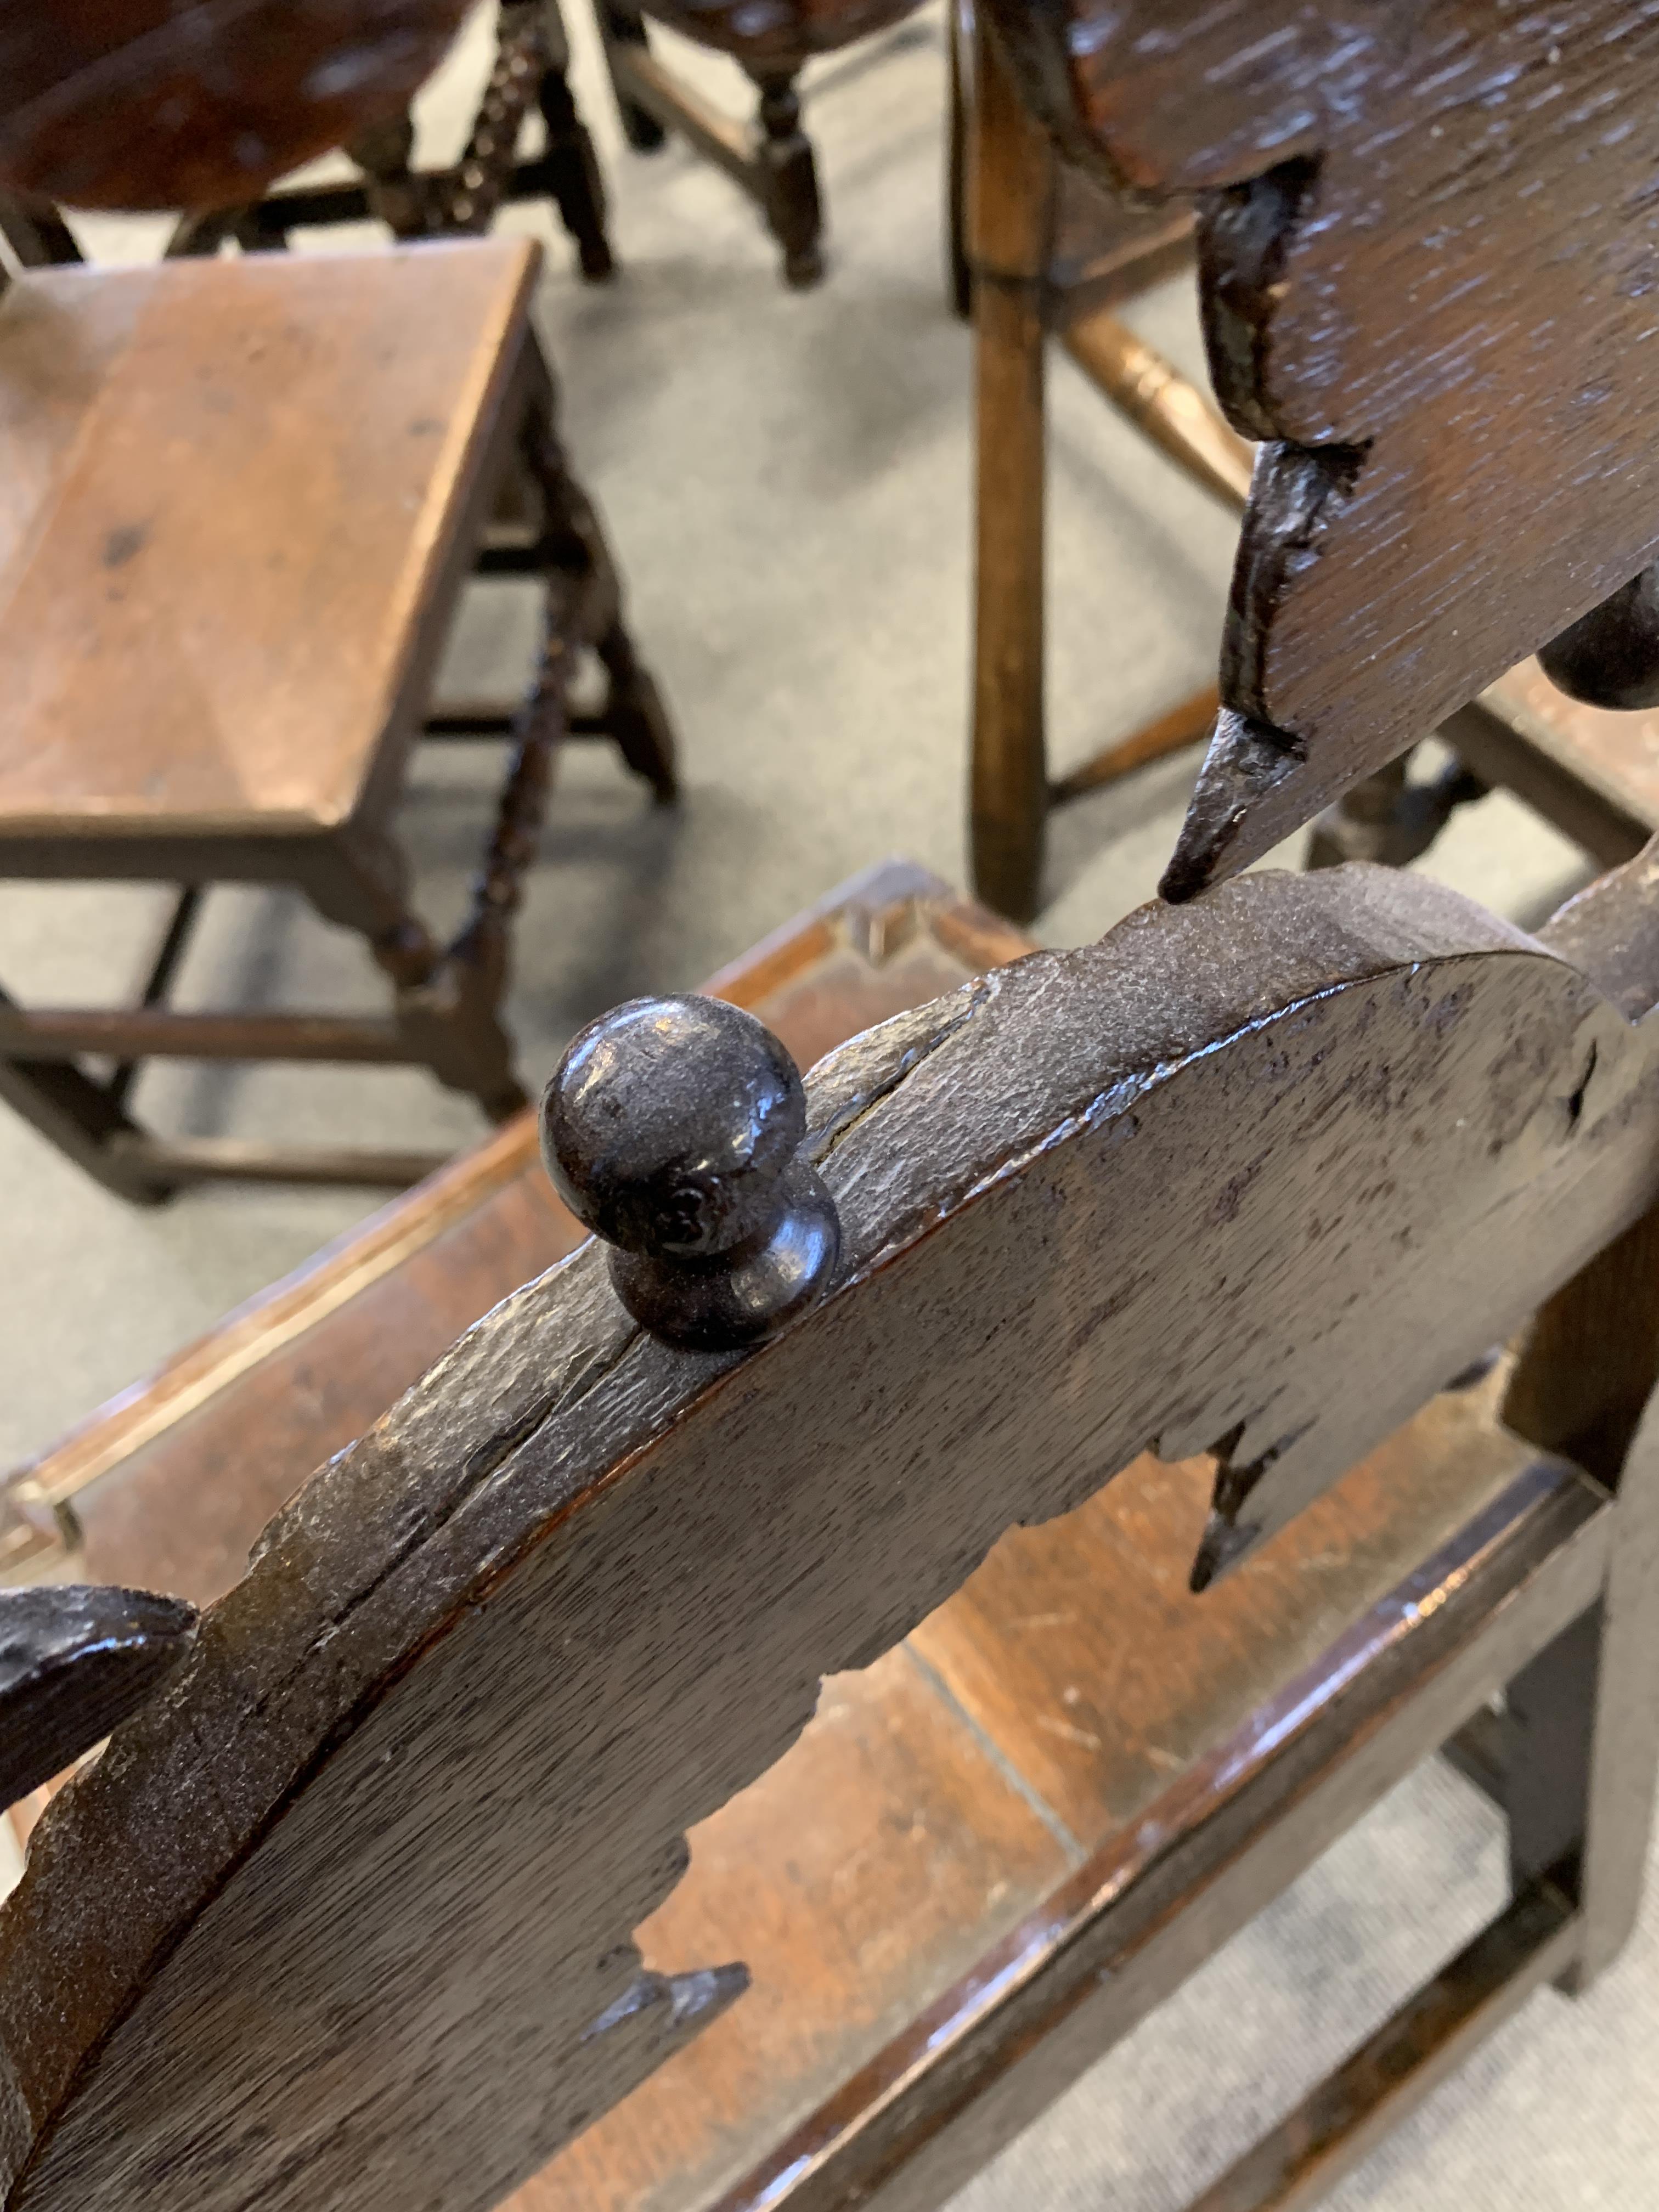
[591,0,925,285]
[0,1,615,279]
[0,236,675,1199]
[962,2,1659,918]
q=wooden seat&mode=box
[5,856,1654,2212]
[0,238,676,1198]
[0,1,614,280]
[592,0,926,287]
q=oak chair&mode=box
[0,236,676,1199]
[0,2,615,280]
[962,3,1659,919]
[592,0,925,285]
[4,849,1659,2212]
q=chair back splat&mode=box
[3,848,1659,2209]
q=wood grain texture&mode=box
[0,1,472,211]
[11,862,1019,1607]
[2,856,1657,2208]
[0,241,533,841]
[987,2,1659,894]
[527,1387,1569,2212]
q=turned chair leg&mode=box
[1306,749,1488,870]
[539,0,616,280]
[970,273,1048,922]
[594,622,678,801]
[596,0,667,151]
[946,0,973,320]
[749,69,824,289]
[345,111,430,239]
[308,827,528,1124]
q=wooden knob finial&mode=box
[540,995,840,1352]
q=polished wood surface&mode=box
[0,0,472,211]
[5,852,1658,2210]
[0,241,533,840]
[989,2,1659,899]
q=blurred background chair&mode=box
[592,0,927,284]
[0,1,615,277]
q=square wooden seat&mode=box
[4,861,1629,2212]
[0,238,675,1199]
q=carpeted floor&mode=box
[2,5,1650,2204]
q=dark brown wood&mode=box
[0,0,473,210]
[986,1,1659,897]
[5,854,1659,2208]
[0,1586,196,1815]
[966,4,1056,919]
[538,1396,1607,2212]
[1541,560,1659,713]
[1186,1880,1577,2212]
[1497,1197,1659,1991]
[0,241,674,1192]
[0,1009,411,1066]
[598,0,922,286]
[964,7,1217,918]
[964,26,1659,904]
[0,3,615,284]
[544,995,839,1348]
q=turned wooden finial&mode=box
[540,995,840,1351]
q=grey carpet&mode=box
[1,4,1647,2203]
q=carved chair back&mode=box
[2,843,1659,2209]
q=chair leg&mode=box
[538,0,616,280]
[595,0,667,151]
[526,375,680,801]
[1498,1205,1659,1993]
[0,195,81,268]
[1306,749,1488,869]
[946,0,973,320]
[0,1033,175,1205]
[970,274,1048,922]
[345,111,430,239]
[750,69,824,289]
[594,622,678,801]
[306,827,527,1124]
